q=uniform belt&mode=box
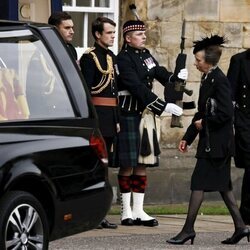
[92,97,117,107]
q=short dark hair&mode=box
[92,17,116,40]
[48,11,72,27]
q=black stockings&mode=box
[174,190,204,239]
[175,190,245,240]
[220,190,245,231]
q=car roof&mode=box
[0,19,53,29]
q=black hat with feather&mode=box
[193,35,226,54]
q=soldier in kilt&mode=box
[117,19,188,227]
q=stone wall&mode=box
[110,0,250,204]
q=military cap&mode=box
[122,20,146,37]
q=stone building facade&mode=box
[110,0,250,204]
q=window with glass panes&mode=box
[62,0,119,59]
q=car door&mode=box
[0,25,108,199]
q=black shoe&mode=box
[167,232,196,245]
[100,219,118,229]
[121,218,134,226]
[133,218,159,227]
[221,228,250,244]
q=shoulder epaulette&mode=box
[84,47,95,54]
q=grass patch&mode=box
[109,201,230,215]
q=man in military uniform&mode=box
[48,11,77,60]
[227,49,250,225]
[116,19,187,227]
[80,16,118,229]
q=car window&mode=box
[0,29,74,122]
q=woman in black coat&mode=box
[167,35,250,245]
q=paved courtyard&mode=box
[50,214,250,249]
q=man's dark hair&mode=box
[92,17,116,40]
[48,11,72,27]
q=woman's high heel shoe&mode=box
[167,232,196,245]
[221,228,250,244]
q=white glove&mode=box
[178,68,188,80]
[165,103,183,116]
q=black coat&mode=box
[183,67,234,159]
[80,43,119,137]
[117,45,174,116]
[227,49,250,110]
[227,49,250,168]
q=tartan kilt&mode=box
[118,114,141,168]
[117,114,159,168]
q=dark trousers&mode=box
[240,168,250,225]
[103,136,116,167]
[104,136,113,153]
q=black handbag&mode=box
[205,97,217,152]
[206,97,217,117]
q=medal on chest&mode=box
[144,57,156,70]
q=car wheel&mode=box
[0,191,49,250]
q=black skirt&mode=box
[191,157,232,192]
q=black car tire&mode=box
[0,191,49,250]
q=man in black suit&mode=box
[227,49,250,225]
[80,16,119,229]
[48,11,77,60]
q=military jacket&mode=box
[80,42,119,137]
[117,45,174,116]
[183,67,234,158]
[227,50,250,169]
[227,49,250,113]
